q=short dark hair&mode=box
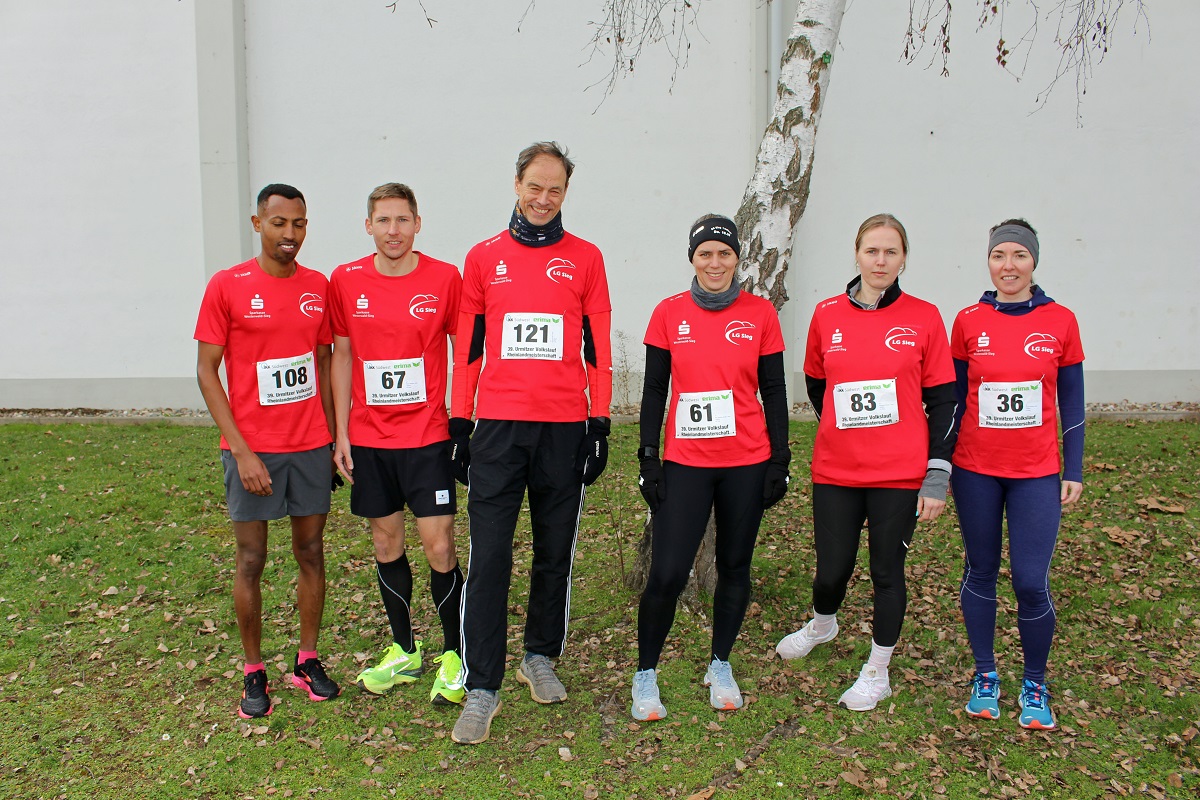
[257,184,305,215]
[515,142,575,185]
[990,217,1037,237]
[367,183,418,218]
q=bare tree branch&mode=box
[580,0,707,103]
[386,1,436,28]
[903,0,1149,118]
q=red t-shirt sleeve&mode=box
[644,301,669,350]
[760,304,785,355]
[582,250,612,316]
[328,271,348,338]
[950,311,968,361]
[803,309,825,379]
[921,308,955,387]
[194,272,230,346]
[1061,312,1084,366]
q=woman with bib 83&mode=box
[776,213,956,712]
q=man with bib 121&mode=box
[448,142,613,744]
[195,184,341,719]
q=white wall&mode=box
[241,0,762,375]
[0,1,1194,408]
[792,1,1198,402]
[0,1,206,407]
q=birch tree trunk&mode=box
[630,1,848,602]
[736,0,847,310]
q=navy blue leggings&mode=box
[951,467,1060,683]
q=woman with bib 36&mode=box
[631,214,790,721]
[950,219,1084,730]
[776,213,956,712]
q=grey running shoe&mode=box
[630,668,667,721]
[517,653,568,704]
[451,689,502,745]
[775,618,838,659]
[703,658,744,711]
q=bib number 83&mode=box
[849,392,876,413]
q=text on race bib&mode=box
[675,389,736,439]
[978,380,1043,428]
[501,312,564,360]
[832,378,899,429]
[257,352,316,406]
[363,357,427,405]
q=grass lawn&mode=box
[0,420,1196,799]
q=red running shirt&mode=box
[645,291,785,468]
[329,253,461,449]
[804,292,954,489]
[194,259,333,453]
[460,231,610,422]
[951,301,1084,478]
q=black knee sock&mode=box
[430,564,464,654]
[376,553,414,651]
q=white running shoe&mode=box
[775,619,838,659]
[630,668,667,721]
[838,664,892,711]
[703,658,744,711]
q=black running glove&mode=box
[576,417,611,486]
[449,417,474,486]
[638,453,666,512]
[762,462,789,510]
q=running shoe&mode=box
[292,656,341,701]
[630,668,667,721]
[517,653,567,704]
[1018,679,1056,730]
[430,650,466,705]
[451,689,502,745]
[775,618,839,659]
[356,641,423,695]
[965,671,1001,719]
[703,658,744,711]
[838,664,892,711]
[238,669,271,719]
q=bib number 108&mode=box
[271,365,309,389]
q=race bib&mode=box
[501,312,564,360]
[978,380,1043,428]
[256,352,316,406]
[832,378,899,429]
[675,389,736,439]
[363,357,427,405]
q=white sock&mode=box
[811,611,837,636]
[867,640,895,672]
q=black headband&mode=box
[688,216,741,261]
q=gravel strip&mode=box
[2,403,1197,425]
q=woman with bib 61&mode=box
[631,214,790,722]
[950,219,1084,730]
[776,213,956,712]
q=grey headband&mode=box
[688,216,741,261]
[989,224,1039,267]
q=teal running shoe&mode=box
[965,671,1000,719]
[1018,679,1056,730]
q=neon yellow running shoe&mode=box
[430,650,465,705]
[356,641,423,695]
